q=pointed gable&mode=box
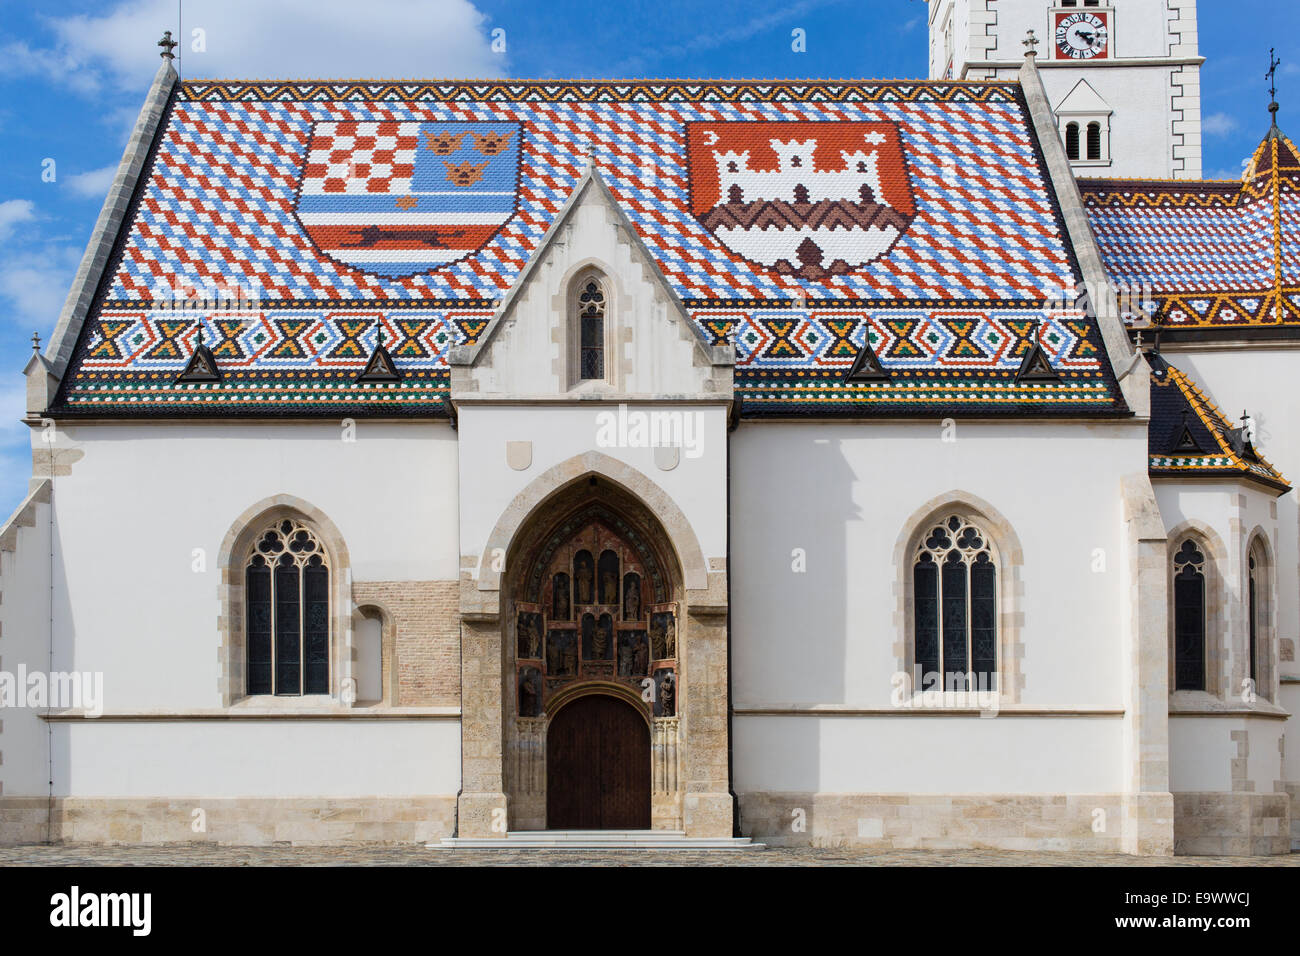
[1054,79,1111,115]
[453,166,727,398]
[1146,352,1289,491]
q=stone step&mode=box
[435,830,765,850]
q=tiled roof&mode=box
[53,79,1127,417]
[1080,129,1300,334]
[1145,352,1289,491]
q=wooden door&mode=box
[547,695,651,830]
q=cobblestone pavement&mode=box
[0,843,1296,866]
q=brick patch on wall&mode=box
[353,581,460,707]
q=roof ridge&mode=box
[177,76,1021,86]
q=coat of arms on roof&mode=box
[294,121,520,278]
[686,121,916,279]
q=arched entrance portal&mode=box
[505,476,682,831]
[546,694,651,829]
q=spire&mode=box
[158,30,177,62]
[1267,48,1281,133]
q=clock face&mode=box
[1054,11,1109,60]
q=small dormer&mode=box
[1055,79,1113,169]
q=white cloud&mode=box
[0,239,82,332]
[64,164,119,200]
[5,0,503,93]
[0,205,85,338]
[0,200,36,240]
[1202,112,1238,137]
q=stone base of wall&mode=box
[1172,791,1291,856]
[738,793,1143,853]
[1285,783,1300,851]
[0,796,456,846]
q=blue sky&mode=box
[0,0,1295,515]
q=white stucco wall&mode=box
[52,719,459,797]
[43,420,459,713]
[730,418,1147,793]
[0,492,54,796]
[735,714,1123,792]
[1169,715,1283,793]
[457,404,729,572]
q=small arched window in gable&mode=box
[1172,539,1206,691]
[246,517,330,696]
[1065,122,1080,160]
[578,277,606,381]
[913,515,997,692]
[1086,122,1102,161]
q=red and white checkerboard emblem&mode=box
[295,120,521,277]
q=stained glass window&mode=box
[912,515,998,692]
[578,278,606,381]
[1172,539,1206,692]
[245,518,330,696]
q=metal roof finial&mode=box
[158,30,178,61]
[1267,48,1281,129]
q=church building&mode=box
[0,2,1296,855]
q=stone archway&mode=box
[505,477,683,831]
[456,462,731,841]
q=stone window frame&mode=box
[352,601,397,707]
[565,265,614,391]
[1164,520,1227,701]
[1245,530,1275,704]
[1059,113,1111,168]
[217,495,353,709]
[892,492,1025,705]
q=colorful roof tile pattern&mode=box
[1080,129,1300,335]
[1145,352,1289,491]
[53,79,1127,417]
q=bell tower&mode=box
[926,0,1203,179]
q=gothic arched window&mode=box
[1086,122,1102,160]
[1247,536,1270,699]
[577,277,606,381]
[913,515,997,691]
[1065,122,1080,160]
[1172,539,1206,691]
[245,518,330,696]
